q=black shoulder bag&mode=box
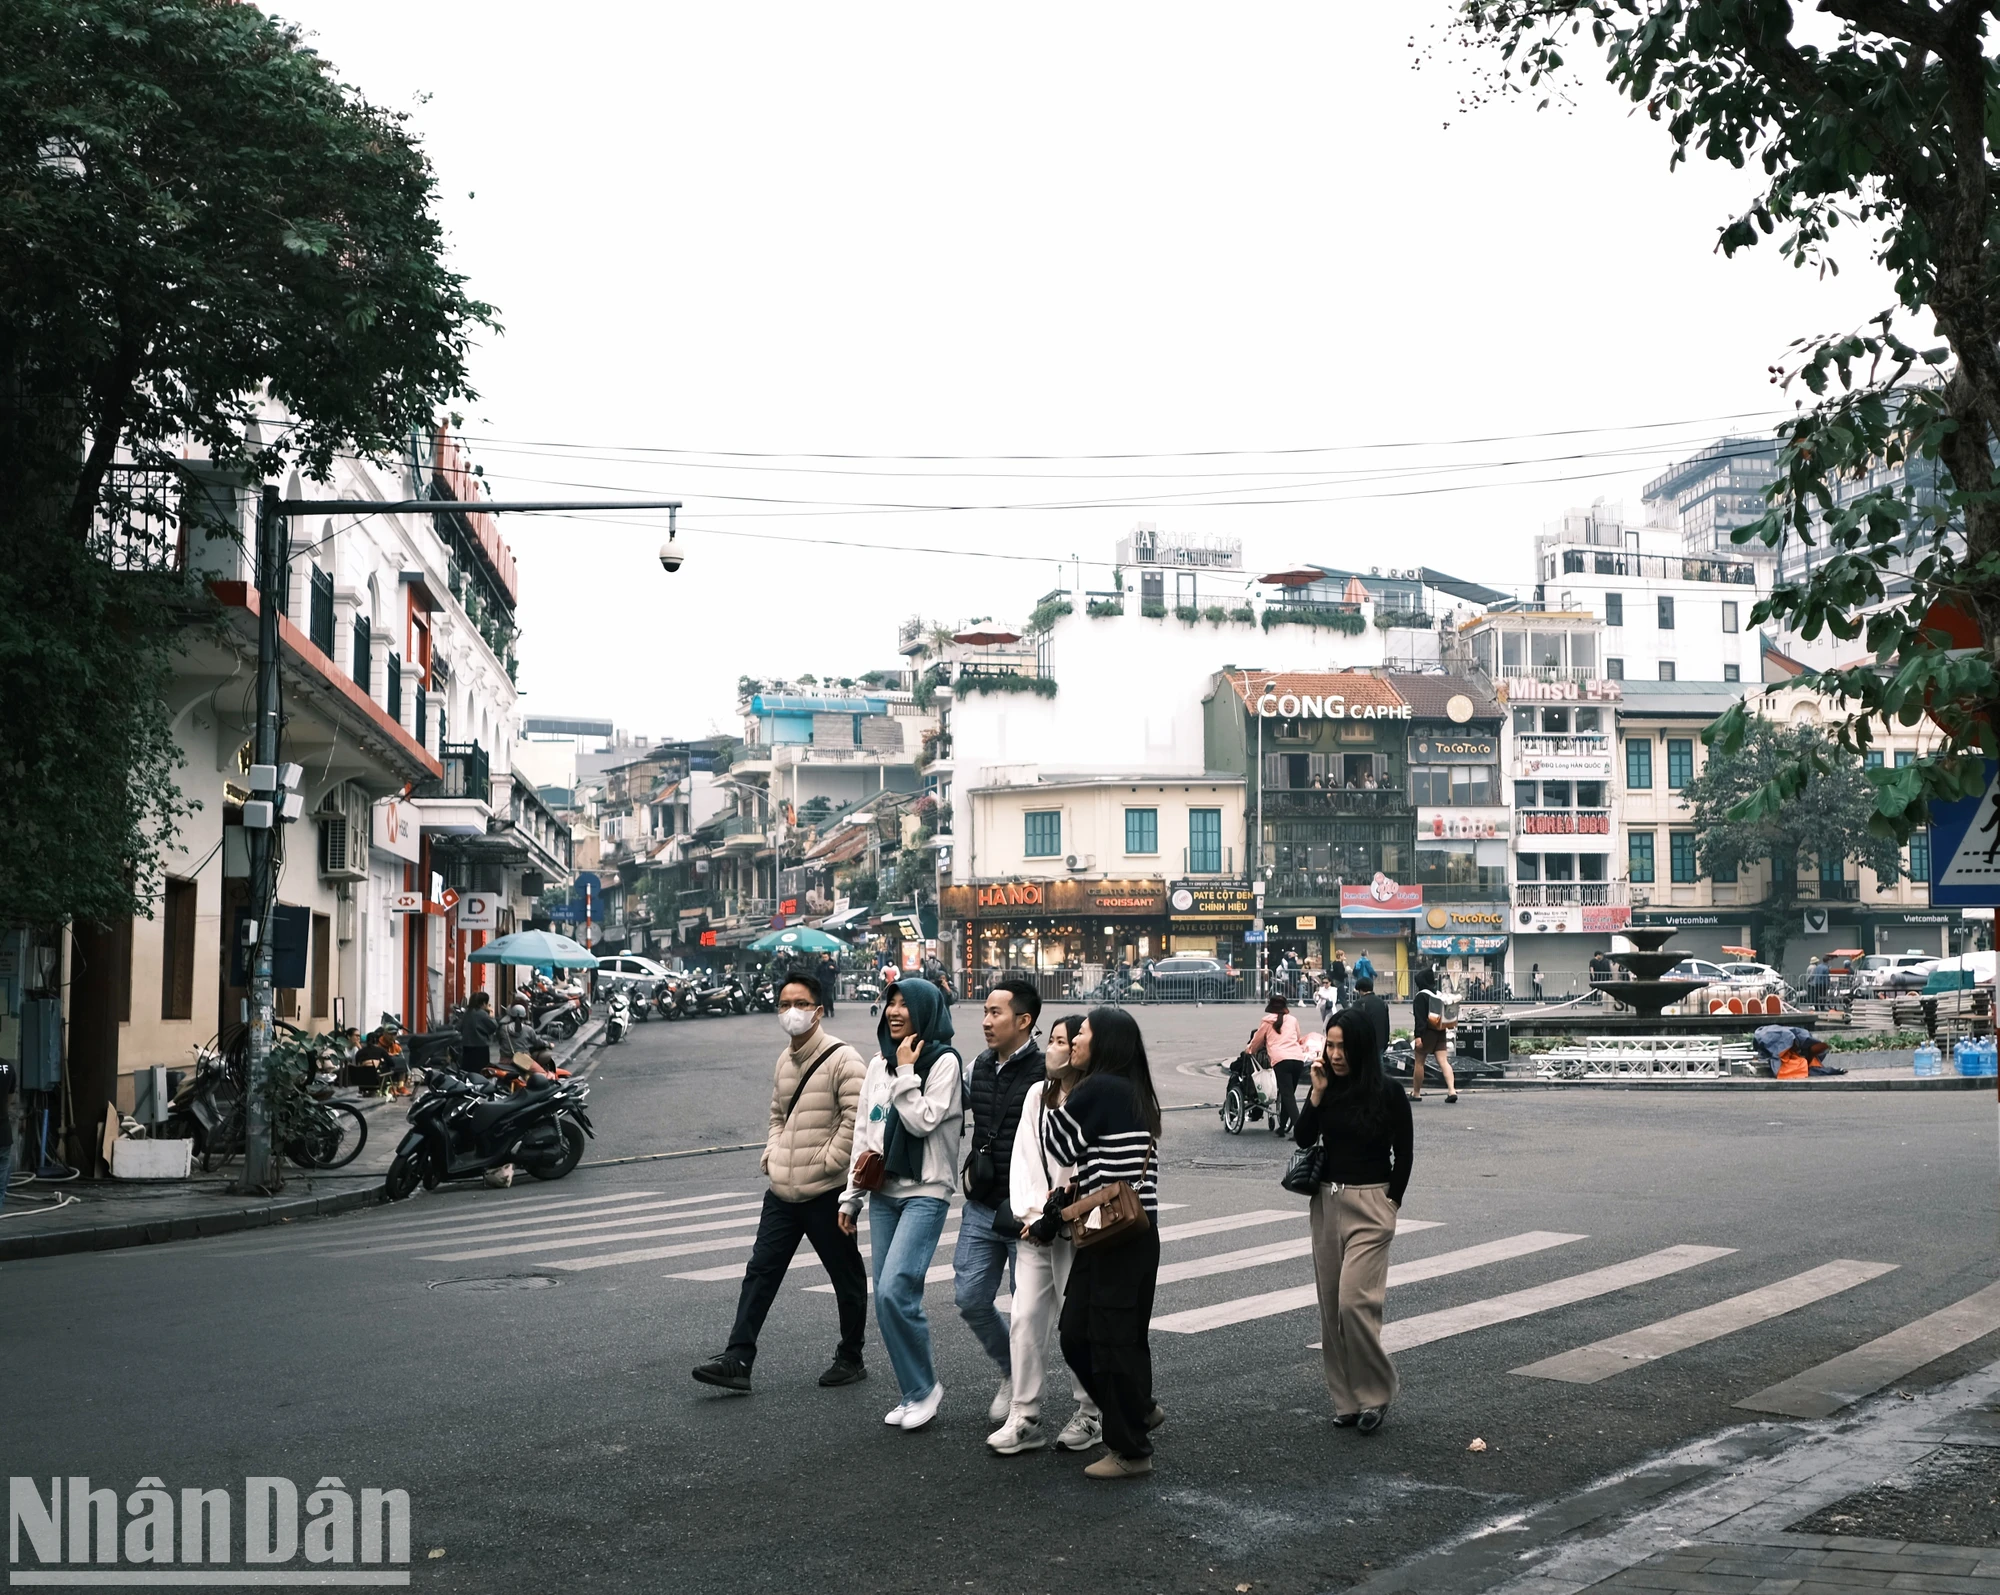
[782,1041,843,1121]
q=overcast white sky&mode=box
[284,2,1899,739]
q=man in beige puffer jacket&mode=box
[692,972,870,1394]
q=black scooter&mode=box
[690,974,749,1016]
[383,1073,593,1199]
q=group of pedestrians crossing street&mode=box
[692,967,1415,1477]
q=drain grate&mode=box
[426,1274,561,1292]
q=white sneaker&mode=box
[986,1414,1046,1454]
[900,1382,945,1431]
[1054,1411,1102,1452]
[988,1377,1013,1423]
[883,1402,910,1426]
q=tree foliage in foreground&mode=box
[1454,0,2000,838]
[1680,719,1902,967]
[0,0,494,924]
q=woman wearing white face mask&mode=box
[692,972,871,1395]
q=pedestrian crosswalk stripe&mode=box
[545,1233,773,1271]
[1154,1221,1446,1289]
[1513,1259,1897,1384]
[1378,1244,1735,1354]
[669,1227,969,1283]
[321,1196,758,1257]
[348,1188,708,1242]
[1158,1230,1586,1335]
[1734,1278,2000,1419]
[419,1208,767,1263]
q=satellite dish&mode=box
[1446,693,1475,724]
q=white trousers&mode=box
[1008,1234,1100,1422]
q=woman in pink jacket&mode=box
[1249,995,1313,1135]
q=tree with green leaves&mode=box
[1454,0,2000,839]
[1680,717,1903,967]
[0,0,494,926]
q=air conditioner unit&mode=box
[1065,853,1094,873]
[317,783,370,881]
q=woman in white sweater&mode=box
[837,977,963,1431]
[988,1014,1102,1456]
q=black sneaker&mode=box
[1331,1413,1360,1428]
[1357,1407,1386,1435]
[818,1357,867,1388]
[691,1355,751,1393]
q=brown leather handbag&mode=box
[1062,1141,1154,1249]
[852,1148,886,1192]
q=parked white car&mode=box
[1718,961,1786,993]
[1850,953,1937,996]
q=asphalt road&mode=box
[4,1005,1995,1595]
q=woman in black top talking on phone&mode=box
[1293,1006,1413,1434]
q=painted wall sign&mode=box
[1418,808,1511,839]
[947,879,1167,920]
[1339,877,1424,919]
[1409,733,1498,763]
[1256,692,1412,721]
[1295,915,1318,930]
[1516,754,1614,780]
[1501,678,1624,703]
[1520,812,1612,835]
[1426,906,1506,929]
[1169,881,1255,919]
[976,881,1045,909]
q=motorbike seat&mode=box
[466,1096,531,1131]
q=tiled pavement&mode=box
[1586,1533,2000,1593]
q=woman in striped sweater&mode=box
[1043,1006,1164,1479]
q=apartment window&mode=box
[1820,852,1845,885]
[1659,660,1677,681]
[1606,657,1625,680]
[1579,853,1607,882]
[1124,807,1158,855]
[1896,751,1916,769]
[1515,781,1539,809]
[1658,595,1676,629]
[387,652,403,722]
[1513,707,1536,735]
[1670,831,1698,883]
[1605,592,1624,627]
[1577,781,1605,808]
[1628,831,1656,883]
[1541,707,1572,733]
[1544,852,1575,881]
[1188,808,1223,873]
[1723,664,1740,682]
[1626,737,1653,790]
[310,912,331,1019]
[1722,601,1739,634]
[415,686,428,746]
[1516,853,1540,881]
[1541,780,1572,809]
[1576,708,1602,732]
[1024,810,1062,858]
[1667,738,1694,789]
[1531,631,1564,670]
[352,616,372,693]
[1713,856,1738,884]
[1910,828,1931,880]
[1865,751,1884,770]
[161,879,197,1020]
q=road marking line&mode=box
[1513,1260,1898,1384]
[671,1231,965,1283]
[546,1234,766,1270]
[319,1198,758,1256]
[1160,1229,1587,1335]
[345,1187,709,1240]
[1733,1277,2000,1419]
[1153,1220,1446,1288]
[420,1211,765,1263]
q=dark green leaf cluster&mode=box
[954,673,1058,699]
[1261,604,1367,635]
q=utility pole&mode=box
[240,486,285,1189]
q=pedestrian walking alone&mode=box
[1044,1006,1165,1479]
[956,979,1047,1426]
[1327,952,1349,1011]
[838,977,963,1431]
[1531,962,1544,1003]
[819,953,840,1017]
[692,973,870,1394]
[456,990,499,1072]
[1295,1005,1413,1434]
[1352,950,1376,989]
[988,1014,1102,1456]
[1408,964,1456,1104]
[1249,994,1312,1135]
[1351,976,1391,1076]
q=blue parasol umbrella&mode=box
[750,926,846,954]
[468,929,599,969]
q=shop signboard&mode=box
[1515,753,1614,780]
[1168,881,1255,920]
[1417,933,1509,955]
[1513,901,1633,935]
[372,797,420,862]
[1501,677,1623,703]
[946,879,1167,920]
[1409,732,1498,763]
[458,892,498,931]
[1582,903,1632,932]
[1424,906,1507,931]
[1418,808,1510,839]
[1295,915,1318,930]
[1339,877,1424,920]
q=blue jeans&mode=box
[953,1199,1016,1375]
[868,1192,949,1402]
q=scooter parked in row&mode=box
[384,1069,592,1199]
[605,988,630,1044]
[689,972,750,1016]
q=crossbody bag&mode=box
[1063,1139,1154,1250]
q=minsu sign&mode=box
[1256,692,1411,721]
[976,882,1045,909]
[9,1475,412,1584]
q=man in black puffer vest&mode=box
[955,977,1046,1426]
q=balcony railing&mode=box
[91,465,185,573]
[1261,789,1413,817]
[414,741,490,804]
[1263,869,1345,904]
[1557,548,1758,585]
[1181,847,1235,875]
[1801,879,1861,901]
[1417,883,1512,903]
[1492,664,1600,683]
[1514,882,1628,907]
[1517,809,1613,835]
[723,896,776,922]
[1376,608,1435,629]
[1514,734,1611,758]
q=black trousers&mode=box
[726,1188,867,1369]
[1274,1059,1306,1132]
[1061,1220,1161,1459]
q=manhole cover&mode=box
[426,1275,560,1292]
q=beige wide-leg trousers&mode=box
[1308,1182,1399,1414]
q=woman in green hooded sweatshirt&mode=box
[838,977,964,1431]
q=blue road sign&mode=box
[1928,761,2000,905]
[1242,929,1267,943]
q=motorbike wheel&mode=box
[384,1150,424,1201]
[1220,1083,1247,1135]
[525,1118,587,1181]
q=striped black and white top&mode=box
[1042,1074,1157,1216]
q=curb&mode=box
[0,1184,383,1264]
[1482,1074,1992,1092]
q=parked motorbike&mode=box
[653,971,694,1020]
[605,989,630,1044]
[690,973,749,1016]
[383,1072,593,1198]
[352,1014,459,1094]
[748,973,778,1013]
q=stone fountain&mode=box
[1592,926,1713,1019]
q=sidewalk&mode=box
[1349,1350,2000,1595]
[0,1020,603,1263]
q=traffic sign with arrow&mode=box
[1928,760,2000,905]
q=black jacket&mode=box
[1353,993,1392,1060]
[964,1038,1045,1206]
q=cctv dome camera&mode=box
[659,541,685,573]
